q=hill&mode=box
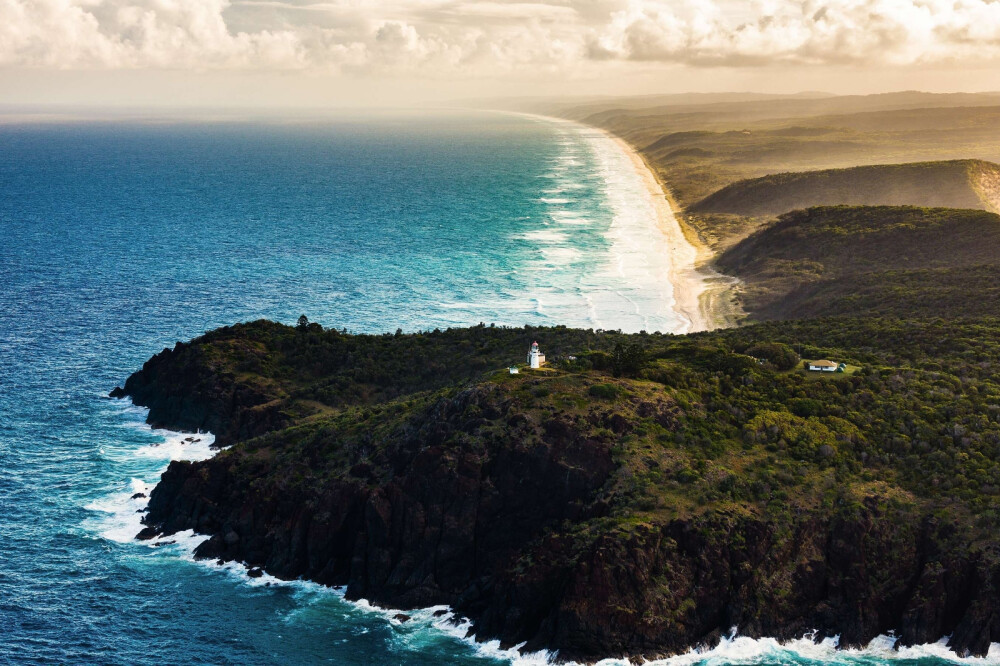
[573,92,1000,136]
[545,97,1000,237]
[117,318,1000,661]
[690,161,1000,218]
[716,206,1000,319]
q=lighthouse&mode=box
[527,341,546,369]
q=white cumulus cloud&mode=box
[590,0,1000,66]
[2,0,1000,73]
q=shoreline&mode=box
[606,133,706,332]
[601,132,744,332]
[603,133,741,332]
[515,110,740,332]
[116,338,1000,666]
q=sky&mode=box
[2,0,1000,107]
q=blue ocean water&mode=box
[0,110,978,665]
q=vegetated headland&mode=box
[117,92,1000,663]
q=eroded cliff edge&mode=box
[115,320,1000,661]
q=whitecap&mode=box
[604,630,1000,666]
[519,229,569,244]
[84,401,219,545]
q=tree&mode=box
[297,315,309,330]
[612,343,644,377]
[745,342,799,371]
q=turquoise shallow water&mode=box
[0,110,986,665]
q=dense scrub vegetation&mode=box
[125,316,1000,657]
[749,265,1000,321]
[717,205,1000,320]
[125,315,1000,540]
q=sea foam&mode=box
[521,116,688,334]
[624,631,1000,666]
[84,401,217,545]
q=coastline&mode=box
[604,133,741,332]
[515,110,740,332]
[120,324,1000,665]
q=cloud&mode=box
[0,0,307,69]
[591,0,1000,67]
[2,0,1000,74]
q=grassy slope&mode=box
[581,101,1000,208]
[689,160,1000,218]
[716,206,1000,320]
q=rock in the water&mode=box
[247,567,264,578]
[135,526,158,540]
[131,492,146,499]
[393,614,411,623]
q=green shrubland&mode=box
[154,316,1000,534]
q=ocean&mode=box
[0,110,985,665]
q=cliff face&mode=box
[145,384,615,612]
[109,339,288,446]
[476,509,1000,659]
[117,321,1000,661]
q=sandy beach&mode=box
[512,110,737,332]
[601,130,742,332]
[604,133,723,332]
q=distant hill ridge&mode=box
[717,205,1000,319]
[690,159,1000,217]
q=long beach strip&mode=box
[516,111,728,333]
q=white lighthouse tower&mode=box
[527,341,546,369]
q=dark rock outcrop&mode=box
[110,337,287,446]
[470,509,1000,660]
[143,385,616,611]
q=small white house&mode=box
[807,360,838,372]
[509,367,519,374]
[527,341,546,369]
